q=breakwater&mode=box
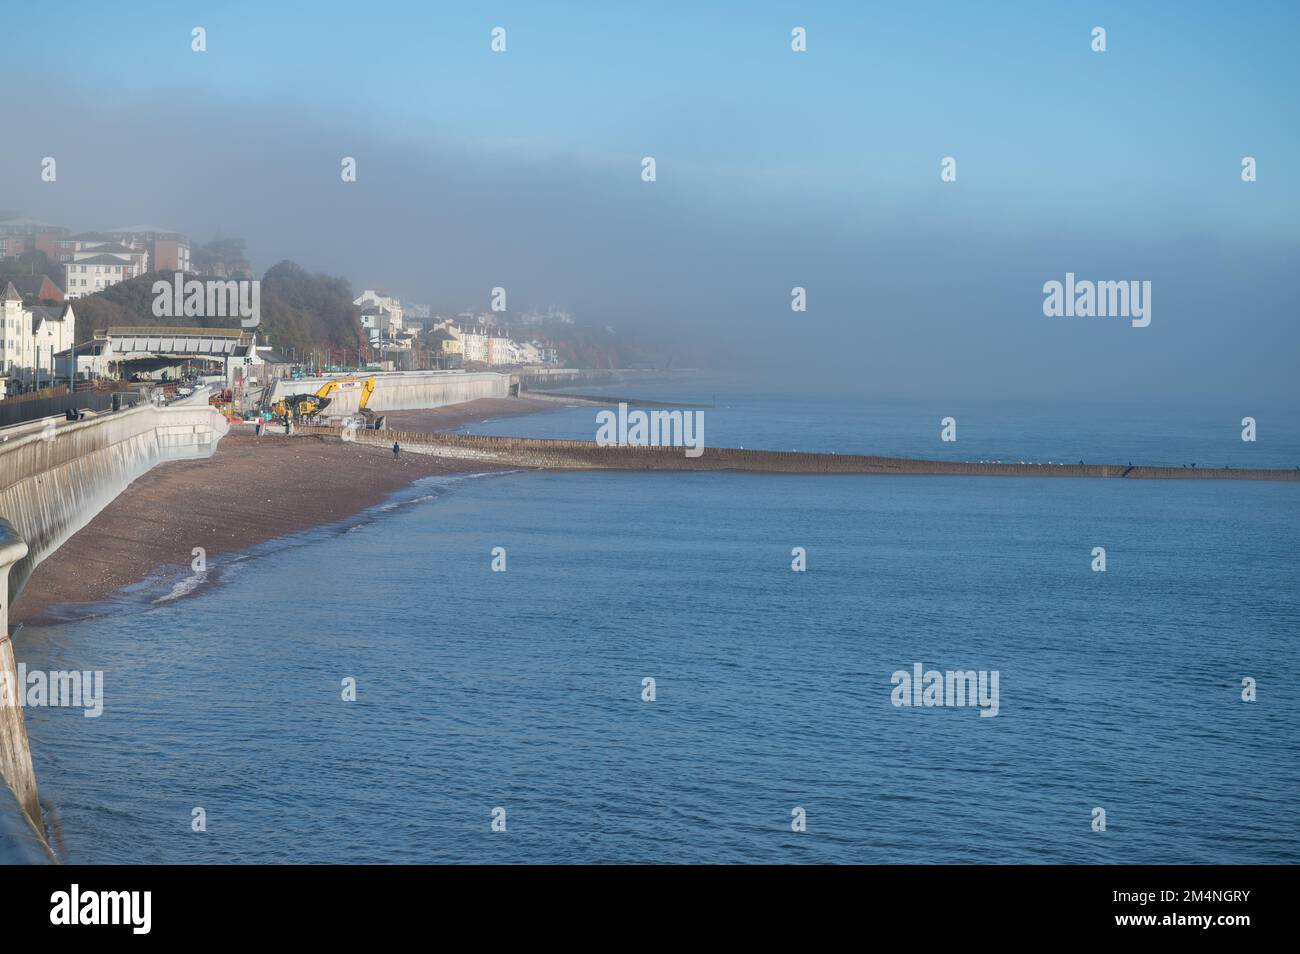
[522,391,710,409]
[302,426,1300,481]
[516,368,615,390]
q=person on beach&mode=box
[393,441,400,459]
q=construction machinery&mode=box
[355,376,385,429]
[271,375,379,425]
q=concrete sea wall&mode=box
[269,370,510,415]
[0,518,50,862]
[0,405,230,598]
[0,404,229,859]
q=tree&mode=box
[63,259,362,362]
[0,250,63,289]
[192,237,252,278]
[257,261,362,356]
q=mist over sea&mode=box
[19,382,1300,863]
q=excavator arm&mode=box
[357,376,376,411]
[272,375,373,423]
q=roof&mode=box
[29,305,71,334]
[77,242,138,254]
[54,340,106,358]
[104,326,246,338]
[100,327,252,356]
[110,225,185,238]
[1,282,20,303]
[10,275,61,298]
[68,253,135,266]
[0,217,65,231]
[255,348,289,363]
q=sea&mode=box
[16,377,1300,863]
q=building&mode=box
[52,339,107,384]
[517,305,575,326]
[424,327,463,369]
[0,282,76,388]
[63,252,147,298]
[515,341,543,365]
[456,325,489,364]
[106,227,191,272]
[354,289,403,332]
[425,327,462,356]
[424,318,558,367]
[9,274,63,303]
[0,217,70,261]
[530,340,559,364]
[249,345,291,384]
[61,237,150,299]
[487,332,514,367]
[359,302,398,344]
[56,326,256,385]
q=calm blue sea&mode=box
[17,384,1300,863]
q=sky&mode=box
[2,0,1297,402]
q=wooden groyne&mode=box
[299,426,1300,482]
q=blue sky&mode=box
[3,1,1298,401]
[18,1,1297,229]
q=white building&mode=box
[517,305,574,326]
[530,340,559,364]
[359,305,393,345]
[62,240,149,299]
[487,332,515,366]
[436,321,489,364]
[354,289,403,333]
[1,282,77,387]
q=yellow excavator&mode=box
[273,375,377,423]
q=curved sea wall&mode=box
[0,404,229,860]
[268,370,511,415]
[0,404,230,598]
[0,519,50,862]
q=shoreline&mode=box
[11,398,557,627]
[13,392,1297,627]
